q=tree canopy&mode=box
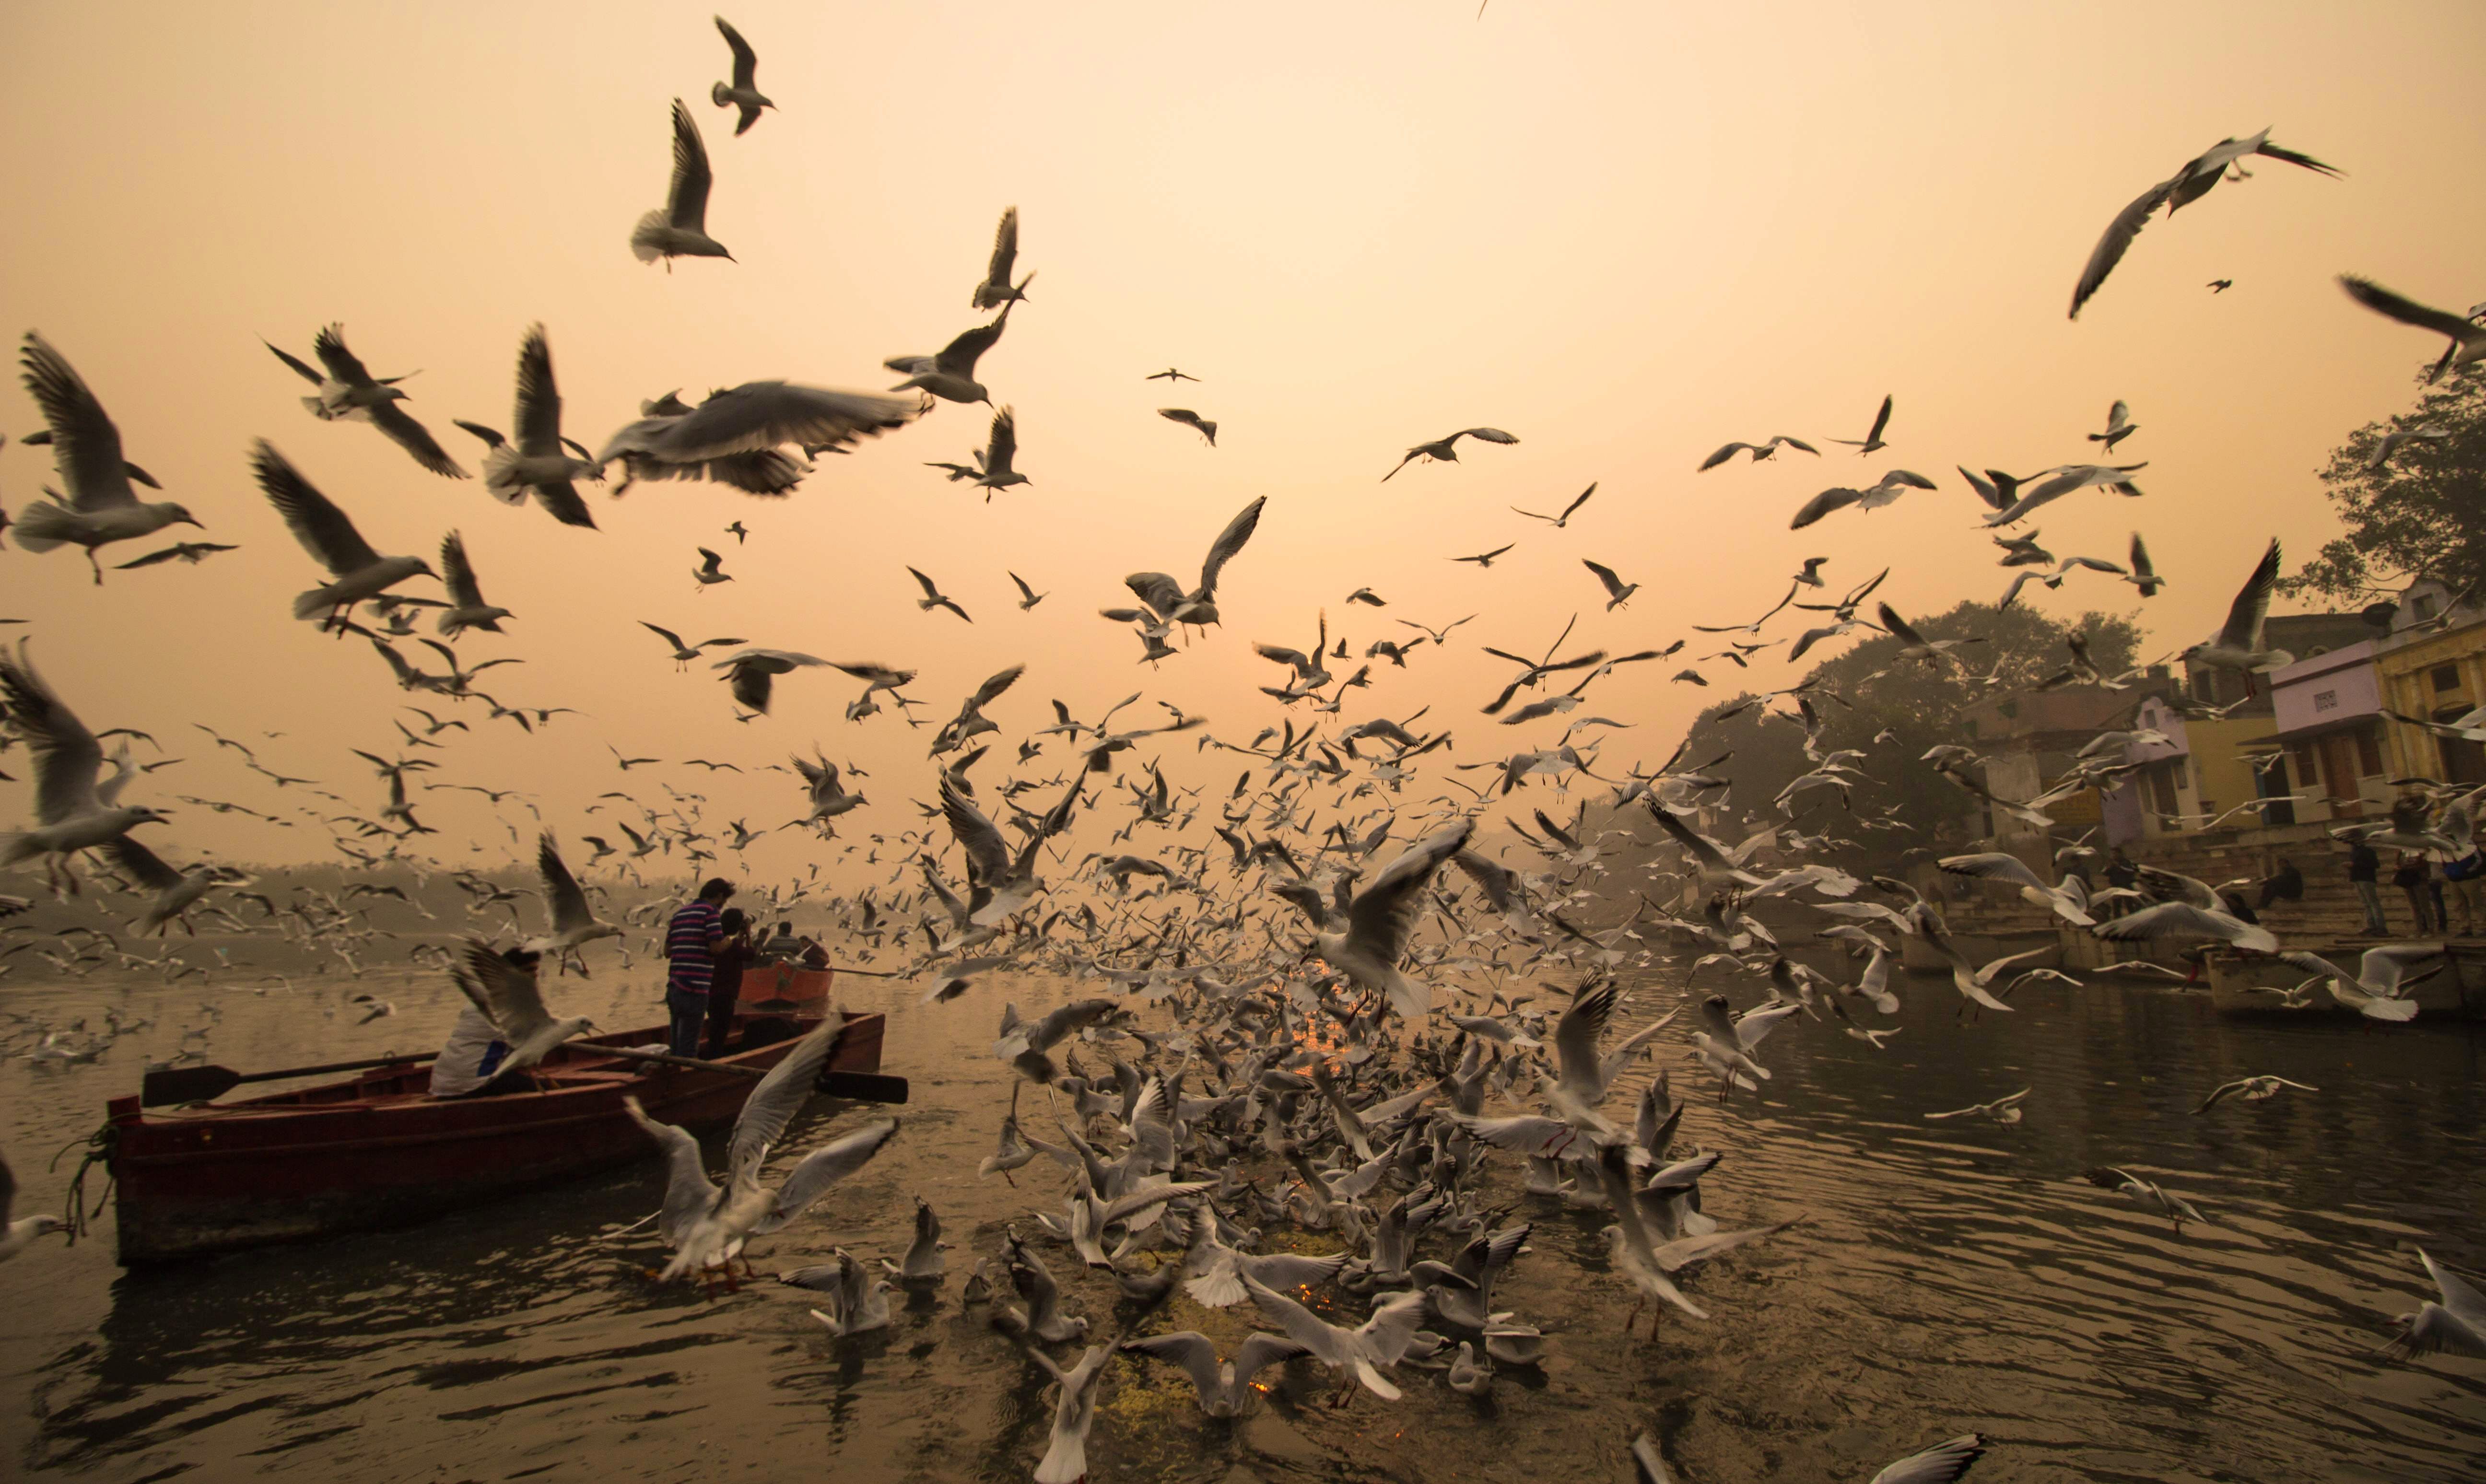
[2287,364,2486,602]
[1668,601,2145,863]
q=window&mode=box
[2415,594,2440,620]
[2290,743,2319,785]
[2433,664,2461,693]
[2356,728,2383,776]
[2313,688,2339,713]
[2148,763,2180,818]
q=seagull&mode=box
[710,16,772,135]
[640,622,745,670]
[2193,1075,2317,1114]
[1922,1087,2030,1124]
[2367,422,2452,471]
[1877,604,1968,669]
[692,547,733,590]
[1145,367,1198,382]
[711,648,828,713]
[2093,900,2279,954]
[263,325,468,478]
[1122,1331,1311,1417]
[886,304,1013,405]
[1123,494,1264,628]
[931,663,1024,756]
[253,441,437,624]
[112,542,237,570]
[1937,853,2095,924]
[1310,818,1473,1017]
[1698,435,1818,470]
[624,1018,899,1282]
[960,406,1031,494]
[449,940,597,1086]
[2338,275,2486,384]
[793,753,866,826]
[451,325,602,528]
[1157,408,1217,446]
[2125,532,2164,597]
[2381,1249,2486,1362]
[1789,469,1938,529]
[12,333,203,582]
[0,1149,69,1262]
[907,566,972,623]
[597,382,919,494]
[1242,1274,1430,1404]
[632,100,733,267]
[2089,400,2138,452]
[434,533,511,639]
[1452,544,1515,568]
[1980,462,2147,527]
[1382,427,1519,481]
[521,834,621,971]
[2207,279,2233,292]
[1513,482,1595,527]
[2180,538,2292,678]
[971,205,1035,309]
[1582,559,1638,611]
[2275,946,2430,1021]
[792,1250,893,1335]
[2069,129,2340,319]
[2083,1166,2206,1232]
[1828,394,1894,454]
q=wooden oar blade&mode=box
[818,1070,908,1104]
[141,1064,245,1107]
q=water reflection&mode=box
[4,964,2482,1482]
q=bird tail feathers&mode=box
[293,584,341,620]
[9,502,80,552]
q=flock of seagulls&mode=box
[0,15,2478,1483]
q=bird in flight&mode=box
[1144,367,1198,383]
[971,206,1034,310]
[1512,482,1595,528]
[1828,394,1894,455]
[1158,409,1217,446]
[908,566,973,623]
[2339,275,2486,384]
[266,325,468,479]
[1699,434,1818,471]
[710,16,773,135]
[632,99,732,268]
[2068,127,2339,319]
[1382,427,1519,482]
[1451,544,1516,568]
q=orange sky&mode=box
[4,0,2484,884]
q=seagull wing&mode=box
[512,324,563,453]
[2338,275,2478,340]
[1789,487,1863,530]
[727,1012,849,1182]
[264,339,324,386]
[1582,559,1628,598]
[1552,976,1619,1096]
[755,1117,901,1231]
[983,405,1019,468]
[715,15,760,89]
[19,332,134,511]
[253,441,384,575]
[439,531,485,608]
[621,1096,720,1247]
[2069,176,2175,320]
[1343,818,1475,964]
[942,775,1012,889]
[1459,428,1519,445]
[1868,1434,1989,1484]
[452,937,553,1042]
[664,98,714,231]
[368,397,468,479]
[1937,852,2045,892]
[1198,495,1266,597]
[309,324,377,387]
[0,644,106,823]
[935,305,1012,378]
[536,833,593,933]
[1121,1332,1228,1407]
[100,832,185,891]
[985,205,1020,287]
[1876,602,1930,651]
[651,382,920,461]
[2216,538,2282,652]
[641,621,688,652]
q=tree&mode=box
[2287,365,2486,602]
[1672,602,2144,864]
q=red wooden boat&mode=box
[104,983,885,1265]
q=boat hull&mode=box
[105,1010,884,1264]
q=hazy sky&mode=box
[4,1,2484,886]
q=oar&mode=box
[142,1048,907,1108]
[143,1053,442,1106]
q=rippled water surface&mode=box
[3,961,2482,1483]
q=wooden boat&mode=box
[104,995,884,1266]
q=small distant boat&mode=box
[105,977,886,1265]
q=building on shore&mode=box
[2371,578,2486,786]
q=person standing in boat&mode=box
[662,877,735,1058]
[702,908,755,1057]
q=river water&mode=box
[1,960,2481,1483]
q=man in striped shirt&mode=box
[661,877,736,1056]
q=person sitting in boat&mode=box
[754,921,803,963]
[662,877,735,1058]
[428,946,541,1097]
